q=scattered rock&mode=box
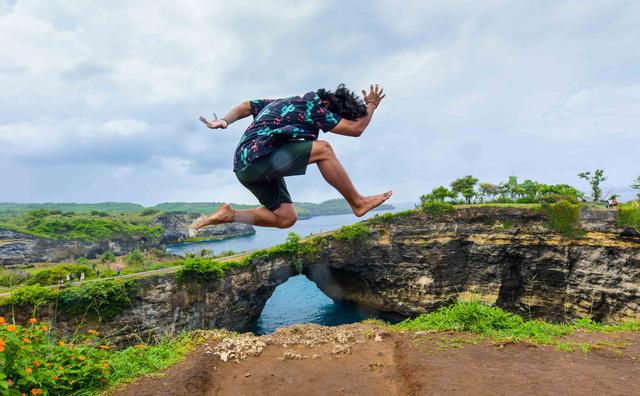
[281,350,301,360]
[213,336,266,363]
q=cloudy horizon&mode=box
[1,0,639,206]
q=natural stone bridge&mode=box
[7,207,640,345]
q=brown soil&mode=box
[113,324,640,396]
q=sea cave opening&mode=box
[251,274,404,335]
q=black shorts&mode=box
[235,141,313,211]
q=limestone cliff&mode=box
[305,207,640,322]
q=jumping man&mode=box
[194,83,391,230]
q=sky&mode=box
[1,0,638,206]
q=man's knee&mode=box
[277,212,297,228]
[274,204,297,228]
[314,140,334,160]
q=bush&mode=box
[617,201,640,232]
[0,271,30,288]
[542,200,583,237]
[0,318,111,394]
[26,264,92,287]
[57,280,137,319]
[177,257,224,281]
[140,209,160,216]
[421,201,455,218]
[100,251,116,264]
[1,285,56,309]
[333,223,371,241]
[124,250,145,267]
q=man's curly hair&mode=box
[316,83,367,120]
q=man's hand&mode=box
[362,84,385,108]
[199,116,228,129]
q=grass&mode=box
[394,301,639,348]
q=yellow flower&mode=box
[25,367,33,374]
[135,344,146,349]
[0,338,5,352]
[41,325,48,332]
[99,345,109,350]
[78,355,86,361]
[34,360,41,367]
[104,370,110,375]
[28,318,38,325]
[58,340,65,347]
[22,338,30,344]
[31,389,43,395]
[7,324,16,332]
[58,366,64,371]
[0,316,5,325]
[87,329,99,335]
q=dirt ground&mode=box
[113,324,640,396]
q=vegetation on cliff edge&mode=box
[0,316,214,395]
[395,301,639,347]
[616,201,640,232]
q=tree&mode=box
[420,186,456,203]
[451,175,479,204]
[478,183,498,203]
[498,176,520,200]
[578,169,607,202]
[632,176,640,200]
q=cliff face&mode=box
[5,256,296,345]
[0,212,255,265]
[153,212,255,245]
[0,229,157,266]
[305,207,640,322]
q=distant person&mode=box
[69,273,74,283]
[116,264,121,277]
[193,84,391,231]
[80,272,85,281]
[96,269,101,278]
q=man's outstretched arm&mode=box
[201,101,252,129]
[330,84,385,137]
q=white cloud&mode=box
[0,0,639,204]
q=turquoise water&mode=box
[252,275,404,335]
[167,203,414,334]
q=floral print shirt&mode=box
[233,91,341,170]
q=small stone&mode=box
[312,354,320,359]
[244,373,251,377]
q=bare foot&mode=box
[352,191,393,217]
[192,203,234,231]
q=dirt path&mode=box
[113,324,640,396]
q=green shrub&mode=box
[1,285,57,308]
[333,223,371,241]
[0,270,30,288]
[100,251,117,264]
[140,208,160,216]
[75,257,89,265]
[617,201,640,232]
[124,249,145,267]
[176,257,224,282]
[0,319,111,394]
[542,200,584,237]
[57,280,137,319]
[421,201,455,218]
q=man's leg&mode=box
[308,140,392,217]
[194,202,297,229]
